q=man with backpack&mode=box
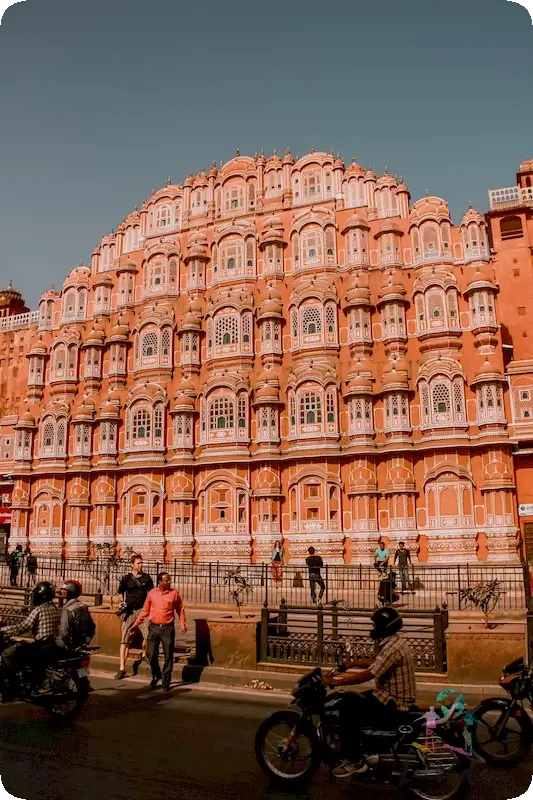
[57,580,96,651]
[25,548,38,588]
[8,545,22,586]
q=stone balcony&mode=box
[488,185,533,211]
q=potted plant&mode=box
[459,579,506,628]
[82,543,134,606]
[223,566,254,618]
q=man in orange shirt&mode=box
[130,571,187,691]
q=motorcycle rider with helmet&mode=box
[57,580,96,652]
[323,606,416,779]
[0,581,60,702]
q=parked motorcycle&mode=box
[472,656,533,766]
[0,633,98,723]
[255,666,472,799]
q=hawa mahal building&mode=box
[0,149,531,565]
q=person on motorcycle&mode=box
[323,606,416,779]
[57,580,96,651]
[0,581,60,702]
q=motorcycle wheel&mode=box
[255,709,321,785]
[409,748,470,800]
[472,699,532,766]
[44,674,88,725]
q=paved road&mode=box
[0,676,531,800]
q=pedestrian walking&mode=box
[305,546,325,605]
[25,548,38,588]
[393,541,413,592]
[270,540,285,583]
[131,571,187,691]
[115,553,154,680]
[8,545,23,587]
[374,540,390,574]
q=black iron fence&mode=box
[1,555,528,612]
[259,603,448,673]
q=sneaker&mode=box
[161,682,171,692]
[114,670,127,680]
[150,677,161,689]
[35,679,53,696]
[333,760,369,779]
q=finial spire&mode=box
[167,176,171,185]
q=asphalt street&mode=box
[0,676,531,800]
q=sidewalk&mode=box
[90,652,507,705]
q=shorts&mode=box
[120,609,149,645]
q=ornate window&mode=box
[302,169,322,201]
[118,273,135,307]
[143,257,179,297]
[209,311,253,358]
[39,299,54,331]
[295,302,338,349]
[381,302,406,339]
[124,226,139,253]
[126,402,165,450]
[300,392,322,425]
[513,387,533,421]
[135,326,173,370]
[477,383,505,424]
[215,236,250,281]
[83,348,102,379]
[260,319,282,355]
[74,424,91,456]
[383,393,410,432]
[345,228,369,266]
[224,183,245,214]
[94,286,110,314]
[348,397,373,435]
[300,227,323,268]
[173,414,193,449]
[419,376,466,428]
[100,244,115,271]
[210,397,234,430]
[348,307,372,344]
[469,290,496,328]
[99,421,117,455]
[40,416,67,457]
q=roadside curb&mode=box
[89,654,507,702]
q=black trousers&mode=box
[339,690,398,761]
[2,639,56,689]
[9,566,19,586]
[309,576,325,602]
[147,623,175,686]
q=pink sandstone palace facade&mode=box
[1,149,532,565]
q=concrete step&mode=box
[88,652,507,704]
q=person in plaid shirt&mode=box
[323,606,416,779]
[0,581,60,701]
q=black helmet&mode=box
[61,580,82,600]
[370,607,403,641]
[32,581,55,606]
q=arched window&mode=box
[141,331,158,365]
[501,216,523,240]
[133,407,151,439]
[432,382,451,415]
[209,397,234,430]
[300,392,322,425]
[302,307,322,336]
[215,315,239,346]
[301,227,323,267]
[41,419,55,454]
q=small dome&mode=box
[378,270,406,301]
[267,150,282,166]
[346,374,373,395]
[376,172,397,188]
[173,392,195,409]
[341,213,370,234]
[472,358,504,385]
[382,358,409,390]
[85,328,106,346]
[94,275,113,287]
[364,168,376,180]
[184,173,194,187]
[99,400,118,417]
[345,157,364,176]
[461,205,485,227]
[209,161,218,177]
[257,368,280,386]
[28,339,47,356]
[178,377,196,395]
[282,149,294,166]
[256,384,279,401]
[409,196,451,225]
[17,410,36,427]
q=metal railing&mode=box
[259,603,448,673]
[1,556,528,612]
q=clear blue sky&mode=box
[0,0,532,307]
